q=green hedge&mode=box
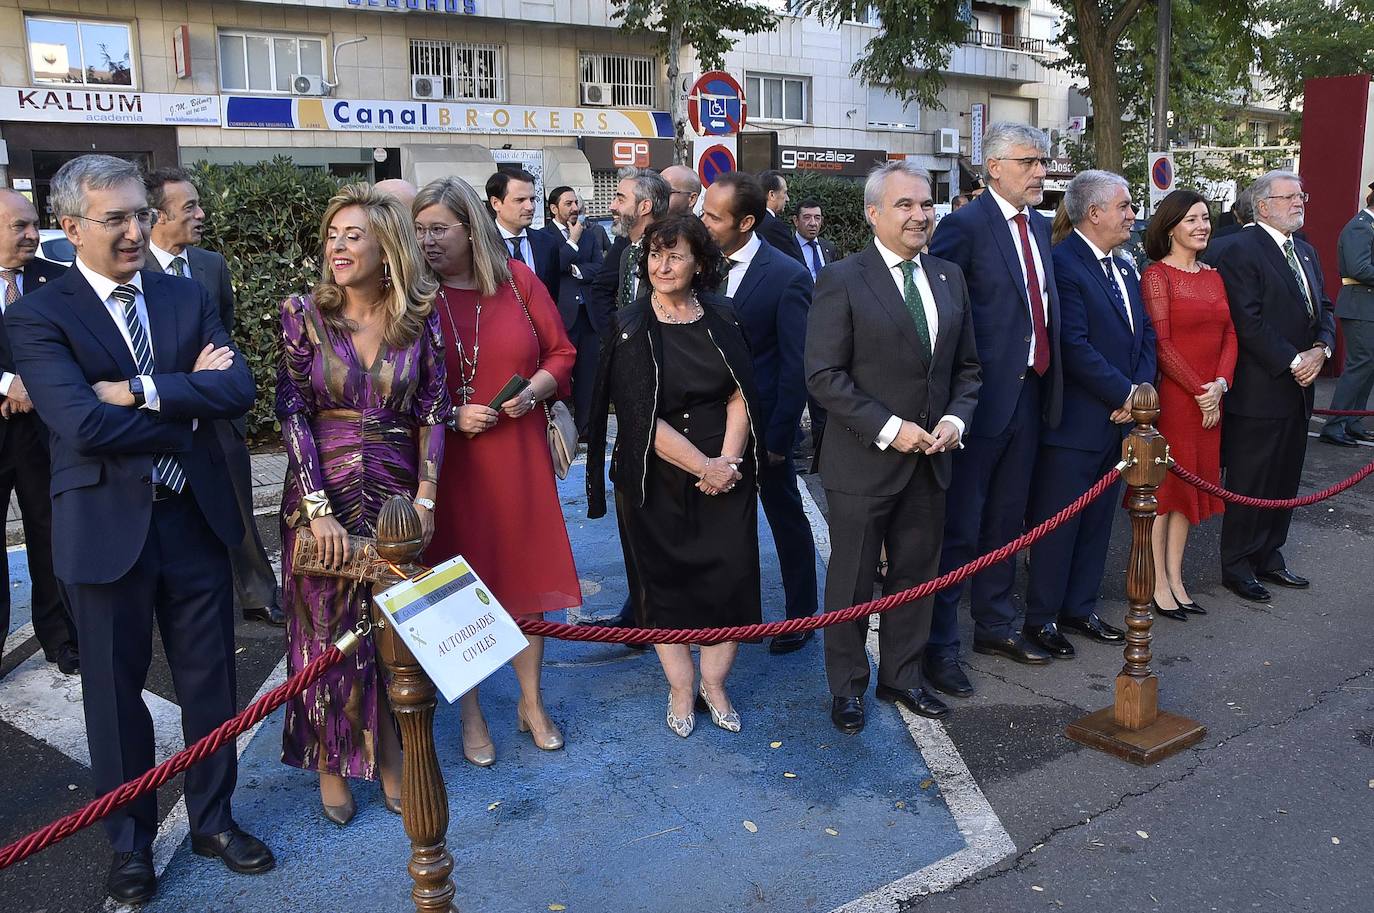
[779,171,869,259]
[189,157,343,444]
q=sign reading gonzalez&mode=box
[0,86,219,125]
[222,95,674,139]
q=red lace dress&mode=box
[1141,263,1238,523]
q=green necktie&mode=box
[898,260,933,358]
[1282,239,1315,318]
[170,255,188,278]
[618,243,641,309]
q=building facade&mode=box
[0,0,1077,222]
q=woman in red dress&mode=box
[1141,190,1237,620]
[413,176,579,765]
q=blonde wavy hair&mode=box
[413,176,511,298]
[312,182,437,348]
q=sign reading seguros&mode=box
[222,95,674,139]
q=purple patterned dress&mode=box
[277,294,449,780]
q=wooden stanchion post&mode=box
[1066,384,1206,764]
[371,497,459,912]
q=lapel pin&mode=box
[38,276,46,283]
[939,273,946,281]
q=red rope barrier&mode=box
[0,643,352,871]
[519,466,1124,646]
[1169,458,1374,509]
[1313,408,1374,417]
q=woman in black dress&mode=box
[588,213,763,738]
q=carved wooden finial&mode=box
[375,494,424,564]
[1131,382,1161,426]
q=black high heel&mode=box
[1151,599,1189,622]
[1172,590,1207,615]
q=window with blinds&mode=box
[587,171,620,218]
[579,52,656,108]
[409,39,505,102]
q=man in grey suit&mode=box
[146,167,283,627]
[806,161,981,734]
[1320,182,1374,447]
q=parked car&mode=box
[38,229,74,265]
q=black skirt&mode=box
[615,320,761,630]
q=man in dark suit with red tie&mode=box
[0,188,78,673]
[8,155,271,904]
[926,123,1065,692]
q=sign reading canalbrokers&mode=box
[779,145,887,178]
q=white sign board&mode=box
[373,555,529,703]
[970,104,986,166]
[1148,151,1176,211]
[0,86,219,125]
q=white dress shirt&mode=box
[987,186,1052,368]
[148,240,188,276]
[0,269,21,395]
[1256,219,1329,365]
[74,257,161,411]
[497,223,535,269]
[724,232,762,298]
[870,236,965,450]
[1074,229,1134,332]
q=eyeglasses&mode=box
[415,223,466,241]
[1266,192,1309,204]
[996,156,1053,169]
[76,209,158,232]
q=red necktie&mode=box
[1013,213,1050,376]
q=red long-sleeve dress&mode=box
[1141,262,1238,524]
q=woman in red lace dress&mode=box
[1141,190,1237,620]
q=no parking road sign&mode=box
[1148,151,1175,209]
[696,142,736,188]
[688,70,747,137]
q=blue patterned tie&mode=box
[111,284,185,493]
[1100,257,1130,325]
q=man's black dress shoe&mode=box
[972,633,1052,665]
[1223,578,1271,602]
[242,603,286,627]
[107,848,156,904]
[1024,623,1075,657]
[46,643,81,675]
[923,655,974,697]
[1259,569,1309,589]
[1059,613,1126,643]
[1348,427,1374,443]
[875,685,949,718]
[768,630,814,654]
[190,825,276,874]
[1319,429,1359,448]
[830,696,865,733]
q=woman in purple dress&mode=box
[278,183,450,825]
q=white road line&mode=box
[104,655,289,913]
[796,480,1016,912]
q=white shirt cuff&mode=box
[570,264,583,280]
[1290,354,1302,370]
[875,414,903,450]
[140,375,160,411]
[0,372,13,397]
[565,239,579,251]
[939,414,966,447]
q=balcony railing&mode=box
[964,29,1047,54]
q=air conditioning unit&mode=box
[937,128,960,154]
[581,82,614,107]
[292,74,327,96]
[412,75,442,100]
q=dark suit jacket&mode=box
[540,220,606,329]
[506,226,561,302]
[929,189,1063,435]
[728,237,813,455]
[185,245,236,334]
[0,258,66,449]
[1213,224,1337,419]
[805,241,982,496]
[1336,210,1374,321]
[759,210,806,267]
[586,233,630,337]
[1044,232,1157,453]
[7,267,255,584]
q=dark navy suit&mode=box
[1025,232,1155,626]
[758,210,807,267]
[541,220,606,436]
[501,226,561,302]
[927,191,1063,650]
[8,264,255,853]
[727,236,818,621]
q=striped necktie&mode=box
[1282,239,1315,319]
[111,284,185,493]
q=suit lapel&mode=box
[733,242,769,306]
[1293,239,1321,324]
[1253,230,1308,306]
[61,269,140,375]
[920,253,956,369]
[142,271,180,371]
[858,244,927,366]
[1071,234,1132,329]
[977,193,1030,309]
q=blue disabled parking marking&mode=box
[145,458,1010,912]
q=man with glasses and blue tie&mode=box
[1211,170,1336,603]
[7,155,269,904]
[145,166,284,629]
